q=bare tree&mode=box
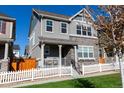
[87,5,124,87]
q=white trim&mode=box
[73,20,92,25]
[45,19,54,33]
[69,34,98,39]
[41,18,43,36]
[69,8,95,21]
[60,22,68,34]
[0,20,4,34]
[77,45,95,60]
[9,22,13,38]
[78,58,95,60]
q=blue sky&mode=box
[0,5,96,55]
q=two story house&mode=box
[0,13,16,72]
[28,8,99,68]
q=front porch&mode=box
[39,44,78,68]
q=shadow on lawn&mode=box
[73,78,95,88]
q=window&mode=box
[82,26,87,35]
[61,23,67,33]
[0,20,6,34]
[46,20,53,32]
[0,21,2,33]
[0,63,1,70]
[30,32,35,47]
[87,27,92,36]
[78,46,94,59]
[76,25,81,35]
[76,25,92,36]
[32,32,35,46]
[45,46,50,55]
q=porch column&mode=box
[40,44,45,68]
[74,46,78,65]
[58,45,62,68]
[4,43,9,59]
[58,45,62,76]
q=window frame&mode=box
[60,22,68,34]
[30,32,35,47]
[87,26,92,36]
[0,63,1,70]
[0,20,3,33]
[78,45,95,60]
[45,19,53,32]
[76,25,82,35]
[76,24,92,37]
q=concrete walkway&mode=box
[0,70,119,88]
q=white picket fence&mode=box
[0,62,123,85]
[82,62,123,75]
[0,66,73,84]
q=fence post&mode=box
[82,64,85,76]
[59,66,62,77]
[71,64,73,76]
[99,64,102,72]
[0,72,1,84]
[31,68,34,81]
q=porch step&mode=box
[72,68,81,78]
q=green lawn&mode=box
[20,73,122,88]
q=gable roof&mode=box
[29,8,95,37]
[0,13,16,21]
[69,8,95,21]
[33,9,71,21]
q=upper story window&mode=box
[76,25,92,36]
[76,25,82,35]
[87,27,92,36]
[78,46,94,59]
[82,26,87,35]
[0,20,6,34]
[46,20,53,32]
[61,23,67,33]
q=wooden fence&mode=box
[10,58,36,71]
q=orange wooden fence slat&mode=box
[11,58,36,71]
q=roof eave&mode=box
[69,8,95,22]
[0,16,16,21]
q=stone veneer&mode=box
[0,59,9,72]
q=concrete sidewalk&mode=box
[0,70,119,88]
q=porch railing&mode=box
[44,58,73,68]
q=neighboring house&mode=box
[24,45,29,57]
[0,13,16,72]
[13,44,20,57]
[28,8,99,68]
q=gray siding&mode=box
[69,20,97,37]
[29,11,100,65]
[0,22,13,39]
[41,18,69,40]
[29,15,41,59]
